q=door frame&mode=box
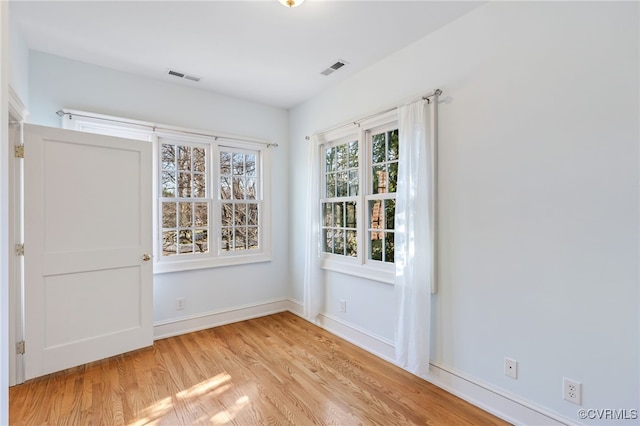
[8,86,27,386]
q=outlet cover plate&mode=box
[563,377,582,405]
[504,358,518,379]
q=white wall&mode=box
[8,15,28,107]
[28,51,291,332]
[289,2,638,424]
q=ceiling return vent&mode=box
[167,69,201,82]
[321,60,349,76]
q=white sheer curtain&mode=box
[303,135,323,324]
[394,100,433,376]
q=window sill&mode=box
[320,256,395,285]
[153,252,272,274]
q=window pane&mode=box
[178,146,191,171]
[162,171,176,197]
[233,153,245,175]
[334,202,344,227]
[370,233,383,261]
[348,141,358,168]
[195,203,208,227]
[179,202,192,227]
[336,144,347,170]
[248,227,259,249]
[346,230,357,257]
[162,231,177,256]
[372,133,385,164]
[388,130,399,161]
[385,199,395,230]
[235,228,247,250]
[178,173,191,197]
[193,147,206,172]
[372,165,386,194]
[233,177,245,200]
[194,229,208,253]
[326,147,335,172]
[336,171,348,197]
[234,204,246,225]
[221,203,233,226]
[221,228,232,252]
[346,202,356,228]
[248,203,259,226]
[348,170,359,196]
[162,202,177,228]
[178,230,193,254]
[334,230,344,255]
[220,177,231,200]
[385,232,395,263]
[246,178,257,200]
[220,152,231,175]
[323,203,332,227]
[388,162,398,193]
[162,144,175,170]
[326,173,336,198]
[246,154,257,177]
[369,200,383,231]
[323,229,333,253]
[193,173,206,197]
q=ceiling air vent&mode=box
[321,60,349,76]
[167,69,201,82]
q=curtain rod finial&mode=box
[56,110,65,117]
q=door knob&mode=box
[142,253,151,261]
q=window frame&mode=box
[61,110,272,274]
[157,136,211,259]
[318,110,398,284]
[215,143,264,257]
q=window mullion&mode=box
[358,128,367,265]
[211,144,220,256]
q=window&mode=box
[157,138,269,272]
[160,140,210,256]
[318,111,398,282]
[61,111,272,273]
[322,138,359,257]
[219,148,261,252]
[367,127,398,263]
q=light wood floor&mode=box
[10,312,509,425]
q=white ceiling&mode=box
[10,0,483,109]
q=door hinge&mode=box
[16,341,25,355]
[14,145,24,159]
[15,244,24,256]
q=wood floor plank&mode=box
[9,312,510,425]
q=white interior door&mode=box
[23,124,153,380]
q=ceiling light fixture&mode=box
[279,0,304,8]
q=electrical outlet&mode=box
[504,358,517,379]
[176,298,185,310]
[563,378,582,405]
[339,299,346,313]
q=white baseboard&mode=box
[286,298,304,317]
[153,298,298,340]
[425,362,577,426]
[316,313,396,363]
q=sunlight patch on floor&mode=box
[209,395,250,424]
[128,372,233,425]
[176,373,232,399]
